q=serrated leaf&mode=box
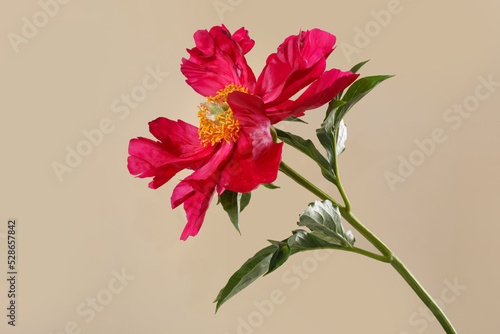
[276,128,337,184]
[215,227,354,312]
[262,183,280,189]
[215,202,358,312]
[298,200,355,247]
[219,190,251,234]
[214,245,276,312]
[287,229,345,252]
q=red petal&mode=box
[219,92,283,192]
[127,154,153,176]
[171,180,215,240]
[171,181,197,209]
[179,186,216,240]
[148,117,208,158]
[267,70,359,123]
[171,142,234,240]
[227,91,272,159]
[181,26,256,97]
[127,119,214,189]
[255,29,336,106]
[128,138,175,171]
[231,27,255,55]
[219,141,283,193]
[191,29,214,56]
[183,141,234,193]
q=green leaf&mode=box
[215,200,357,312]
[298,200,355,247]
[240,193,251,211]
[214,245,276,312]
[349,59,370,74]
[316,117,347,170]
[336,119,347,156]
[266,243,291,275]
[275,128,337,184]
[267,239,286,247]
[214,228,350,311]
[218,190,251,234]
[332,60,370,102]
[324,99,347,121]
[287,229,345,252]
[337,75,394,128]
[262,183,280,189]
[318,75,393,171]
[283,116,308,124]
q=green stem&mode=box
[337,178,351,211]
[332,131,351,212]
[279,160,457,334]
[279,161,342,208]
[280,161,391,257]
[390,256,457,333]
[345,247,390,263]
[295,246,389,263]
[343,210,457,333]
[339,208,391,258]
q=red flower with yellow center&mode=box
[197,84,247,146]
[128,25,358,240]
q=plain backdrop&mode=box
[1,0,499,333]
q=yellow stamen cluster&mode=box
[198,84,248,146]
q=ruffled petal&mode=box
[219,141,283,193]
[171,181,197,209]
[148,117,208,158]
[227,91,272,159]
[266,69,359,123]
[183,141,234,193]
[127,138,182,189]
[230,26,255,55]
[128,137,173,171]
[218,92,283,193]
[179,187,216,240]
[127,118,214,189]
[171,142,234,240]
[255,29,336,106]
[171,181,215,240]
[181,25,256,97]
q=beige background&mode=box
[1,0,499,333]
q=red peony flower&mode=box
[181,25,359,123]
[128,26,358,240]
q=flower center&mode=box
[198,84,248,146]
